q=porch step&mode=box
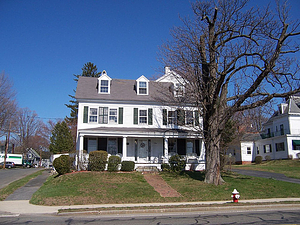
[136,166,159,172]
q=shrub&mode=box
[121,161,135,171]
[88,150,108,171]
[169,154,186,172]
[161,163,171,171]
[265,155,271,161]
[255,156,263,164]
[53,155,73,175]
[107,155,121,172]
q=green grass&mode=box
[0,170,43,201]
[232,159,300,179]
[30,170,300,206]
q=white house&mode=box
[231,95,300,164]
[75,67,205,171]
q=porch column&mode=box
[79,134,84,161]
[122,136,127,160]
[164,137,168,163]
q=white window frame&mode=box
[168,111,176,125]
[100,80,109,93]
[138,81,147,95]
[89,107,98,123]
[109,108,118,124]
[139,109,147,124]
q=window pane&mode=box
[101,80,108,86]
[109,109,117,124]
[139,81,146,87]
[139,88,147,94]
[139,110,147,116]
[90,108,97,115]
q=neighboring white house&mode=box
[229,95,300,164]
[75,67,205,171]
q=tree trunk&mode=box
[203,112,225,185]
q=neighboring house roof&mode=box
[27,148,40,158]
[75,76,172,103]
[288,98,300,114]
[241,133,262,142]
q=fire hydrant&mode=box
[231,189,240,203]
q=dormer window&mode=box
[100,80,109,93]
[139,81,147,94]
[98,70,112,94]
[136,75,149,95]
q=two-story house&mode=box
[230,95,300,164]
[75,67,205,171]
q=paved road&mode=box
[1,208,300,224]
[0,168,44,189]
[232,169,300,184]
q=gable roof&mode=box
[75,76,172,103]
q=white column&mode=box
[122,136,127,160]
[79,134,84,161]
[164,137,168,163]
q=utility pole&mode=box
[3,121,11,169]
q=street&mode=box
[1,208,300,225]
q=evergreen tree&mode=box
[65,62,101,122]
[49,121,74,154]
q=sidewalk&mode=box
[1,198,300,216]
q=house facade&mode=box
[230,95,300,164]
[75,67,205,170]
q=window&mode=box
[276,142,285,152]
[264,144,272,153]
[99,107,108,124]
[168,111,176,125]
[109,109,118,124]
[139,81,147,94]
[280,124,284,135]
[89,108,98,122]
[186,111,194,125]
[174,83,184,97]
[139,110,147,124]
[100,80,109,93]
[292,140,300,150]
[247,147,251,154]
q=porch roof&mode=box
[78,127,201,138]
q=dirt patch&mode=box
[143,173,182,197]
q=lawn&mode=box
[231,159,300,179]
[31,169,300,206]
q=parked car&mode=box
[0,161,16,169]
[23,161,33,168]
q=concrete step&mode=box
[136,166,159,172]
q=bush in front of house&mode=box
[255,156,263,164]
[169,154,186,172]
[53,155,73,175]
[120,161,135,171]
[161,163,171,171]
[107,155,121,172]
[88,150,108,171]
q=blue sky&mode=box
[0,0,299,121]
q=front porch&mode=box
[76,127,206,171]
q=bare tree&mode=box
[14,108,43,153]
[0,72,18,136]
[160,0,300,185]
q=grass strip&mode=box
[0,170,43,201]
[58,201,300,213]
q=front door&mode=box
[138,140,148,162]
